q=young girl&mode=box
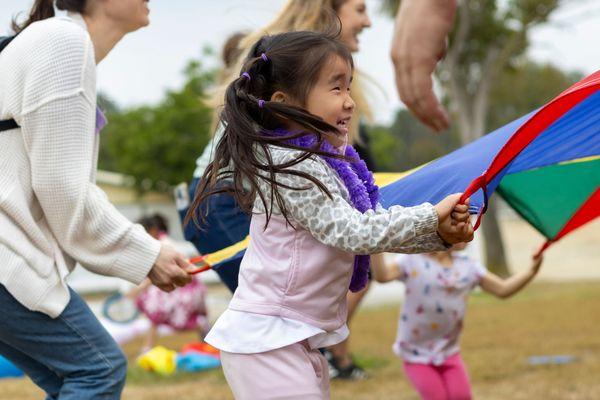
[0,1,190,398]
[184,0,377,296]
[371,247,543,400]
[191,30,474,399]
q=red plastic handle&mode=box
[459,175,488,231]
[534,240,552,259]
[459,175,486,205]
[187,255,212,275]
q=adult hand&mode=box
[434,193,474,244]
[391,0,457,132]
[147,244,193,292]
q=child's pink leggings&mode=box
[403,353,472,400]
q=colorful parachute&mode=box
[204,70,600,271]
[381,70,600,255]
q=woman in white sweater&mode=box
[0,1,192,398]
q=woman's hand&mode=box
[147,244,193,292]
[391,0,457,131]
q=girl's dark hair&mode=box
[138,213,169,234]
[151,214,169,233]
[12,0,87,34]
[137,216,155,233]
[187,29,354,229]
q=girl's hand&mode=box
[434,194,474,244]
[532,254,544,274]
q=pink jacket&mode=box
[229,214,354,331]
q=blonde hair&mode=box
[209,0,374,144]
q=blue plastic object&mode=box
[176,352,221,372]
[527,355,577,365]
[0,355,24,379]
[101,292,140,324]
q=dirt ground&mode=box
[3,279,600,400]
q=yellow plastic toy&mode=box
[136,346,177,376]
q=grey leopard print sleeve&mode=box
[254,147,446,254]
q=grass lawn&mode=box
[2,281,600,399]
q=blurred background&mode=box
[0,1,598,399]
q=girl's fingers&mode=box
[453,203,469,213]
[451,211,470,223]
[464,224,474,240]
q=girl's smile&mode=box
[304,55,355,147]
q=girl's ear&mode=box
[270,91,288,103]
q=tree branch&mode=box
[472,45,500,142]
[444,0,474,143]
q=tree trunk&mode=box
[443,1,513,276]
[481,198,510,277]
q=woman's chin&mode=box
[348,39,359,53]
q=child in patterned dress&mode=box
[371,245,543,400]
[132,214,209,353]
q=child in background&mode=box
[192,29,474,399]
[133,214,209,353]
[370,247,543,400]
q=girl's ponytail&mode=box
[11,0,87,34]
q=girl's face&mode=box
[337,0,372,52]
[147,227,161,240]
[101,0,151,33]
[304,56,355,147]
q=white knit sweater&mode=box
[0,13,161,317]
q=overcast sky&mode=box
[2,0,600,124]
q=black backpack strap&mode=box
[0,119,18,132]
[0,35,16,53]
[0,35,19,132]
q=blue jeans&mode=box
[0,285,127,400]
[179,178,250,293]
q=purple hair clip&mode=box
[261,53,269,62]
[258,99,266,108]
[241,72,251,81]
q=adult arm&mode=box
[19,30,190,290]
[391,0,457,131]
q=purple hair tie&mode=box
[261,53,269,62]
[258,99,266,108]
[241,72,251,81]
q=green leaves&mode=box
[367,110,461,172]
[98,61,216,194]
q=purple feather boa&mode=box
[269,130,379,292]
